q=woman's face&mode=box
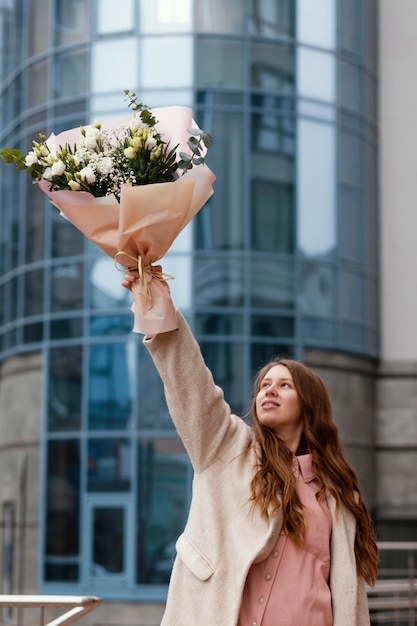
[255,364,302,439]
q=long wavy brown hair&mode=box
[249,357,379,586]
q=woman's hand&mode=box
[121,270,139,291]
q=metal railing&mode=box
[368,542,417,625]
[0,595,100,626]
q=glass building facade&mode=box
[0,0,377,600]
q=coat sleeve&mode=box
[144,310,248,473]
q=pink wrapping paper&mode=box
[38,107,216,334]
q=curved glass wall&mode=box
[0,0,377,599]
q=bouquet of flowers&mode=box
[1,91,216,333]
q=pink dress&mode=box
[238,454,332,626]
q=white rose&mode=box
[145,136,157,151]
[25,151,38,166]
[79,165,96,183]
[83,136,98,150]
[43,167,53,181]
[51,160,66,176]
[129,116,147,132]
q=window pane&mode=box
[45,440,80,582]
[249,0,294,38]
[89,257,132,310]
[297,47,335,103]
[97,0,134,34]
[338,269,364,321]
[251,42,294,94]
[201,341,245,414]
[339,186,365,263]
[55,49,88,98]
[140,0,192,33]
[195,0,244,33]
[300,262,334,315]
[251,180,294,253]
[141,36,193,89]
[29,0,49,55]
[88,343,133,430]
[195,255,244,307]
[251,342,295,379]
[250,256,294,309]
[55,0,89,45]
[51,212,84,258]
[88,438,131,492]
[338,130,363,186]
[51,262,84,312]
[195,111,244,250]
[339,60,364,114]
[138,343,173,430]
[297,0,335,49]
[28,59,48,107]
[339,0,364,57]
[48,346,82,431]
[195,313,244,336]
[24,268,44,317]
[136,438,189,583]
[92,39,137,93]
[196,38,244,89]
[297,120,336,256]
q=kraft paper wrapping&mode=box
[37,107,216,334]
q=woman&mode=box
[123,275,378,626]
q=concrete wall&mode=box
[377,0,417,524]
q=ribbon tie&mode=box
[114,251,174,307]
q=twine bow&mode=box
[114,251,174,307]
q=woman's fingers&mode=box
[122,270,139,289]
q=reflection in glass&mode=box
[92,507,125,574]
[251,342,294,380]
[251,42,294,94]
[201,341,245,414]
[196,38,244,89]
[51,212,84,258]
[45,440,80,582]
[25,181,45,263]
[51,263,84,312]
[338,131,363,186]
[251,180,294,253]
[297,0,335,49]
[28,0,49,55]
[140,0,192,33]
[141,36,193,88]
[195,112,244,250]
[338,269,364,320]
[28,59,49,107]
[195,255,244,307]
[297,119,336,256]
[50,317,83,340]
[339,0,364,57]
[24,268,44,317]
[97,0,134,34]
[88,343,132,430]
[195,0,244,33]
[88,439,130,492]
[300,263,334,315]
[339,187,365,263]
[92,39,137,93]
[249,0,293,37]
[196,313,244,336]
[138,344,172,430]
[136,438,189,583]
[48,346,82,431]
[297,48,335,103]
[339,60,363,114]
[251,256,294,309]
[55,0,89,45]
[55,49,88,98]
[251,315,294,338]
[89,257,132,310]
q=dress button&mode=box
[280,529,286,535]
[252,622,257,626]
[265,572,272,581]
[272,550,279,558]
[258,596,264,604]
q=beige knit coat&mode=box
[145,311,370,626]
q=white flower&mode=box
[86,127,101,140]
[96,156,114,175]
[124,146,136,160]
[79,165,96,183]
[83,136,98,150]
[129,116,148,132]
[51,160,66,176]
[145,136,157,151]
[25,151,38,166]
[43,167,53,181]
[68,179,81,191]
